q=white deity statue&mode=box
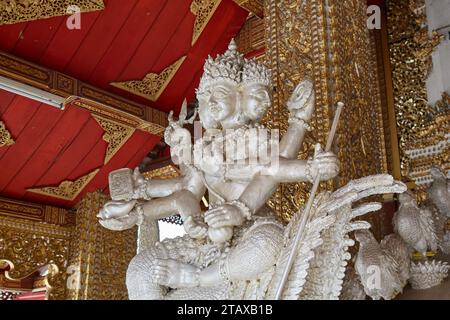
[97,40,407,300]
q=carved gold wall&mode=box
[386,0,448,198]
[66,191,137,300]
[0,216,72,300]
[264,0,387,233]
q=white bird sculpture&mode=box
[354,230,404,300]
[393,191,438,256]
[427,165,450,218]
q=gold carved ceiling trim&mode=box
[0,0,105,25]
[232,0,263,18]
[190,0,222,45]
[92,114,135,164]
[111,56,186,103]
[0,52,168,136]
[0,121,14,147]
[27,169,100,201]
[0,197,74,226]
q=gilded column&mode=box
[264,0,387,238]
[66,191,137,300]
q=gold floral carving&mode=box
[0,0,105,25]
[190,0,222,45]
[27,170,100,201]
[0,216,72,300]
[92,115,135,164]
[67,191,137,300]
[264,0,386,227]
[111,56,186,102]
[0,121,14,147]
[387,0,444,182]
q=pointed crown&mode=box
[196,39,272,96]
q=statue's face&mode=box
[241,83,271,122]
[198,81,237,129]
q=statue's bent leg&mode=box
[126,235,204,300]
[227,219,284,281]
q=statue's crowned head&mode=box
[196,39,272,129]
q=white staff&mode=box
[275,102,344,300]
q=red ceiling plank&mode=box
[0,96,41,160]
[32,115,105,188]
[0,90,17,116]
[89,0,167,87]
[114,0,192,82]
[64,0,138,82]
[156,0,248,111]
[0,22,28,52]
[13,17,66,63]
[2,105,92,198]
[69,130,160,206]
[39,11,102,71]
[0,103,64,192]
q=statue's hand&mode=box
[204,204,245,229]
[131,167,151,200]
[307,144,340,182]
[287,80,315,122]
[98,199,137,220]
[97,200,142,231]
[183,216,208,239]
[152,259,200,288]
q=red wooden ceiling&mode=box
[0,0,248,208]
[0,88,160,208]
[0,0,248,113]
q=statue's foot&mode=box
[152,259,200,289]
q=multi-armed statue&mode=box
[97,41,406,300]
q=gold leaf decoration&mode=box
[0,121,14,147]
[0,216,72,300]
[0,0,105,25]
[27,169,100,201]
[92,115,135,164]
[143,164,180,180]
[190,0,221,45]
[110,56,186,102]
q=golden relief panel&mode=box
[0,216,72,300]
[0,0,105,25]
[190,0,222,45]
[0,121,15,147]
[111,56,186,102]
[27,169,100,201]
[233,0,264,18]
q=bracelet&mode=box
[133,181,152,200]
[229,200,252,221]
[218,249,231,284]
[288,116,312,131]
[305,159,315,183]
[131,204,144,226]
